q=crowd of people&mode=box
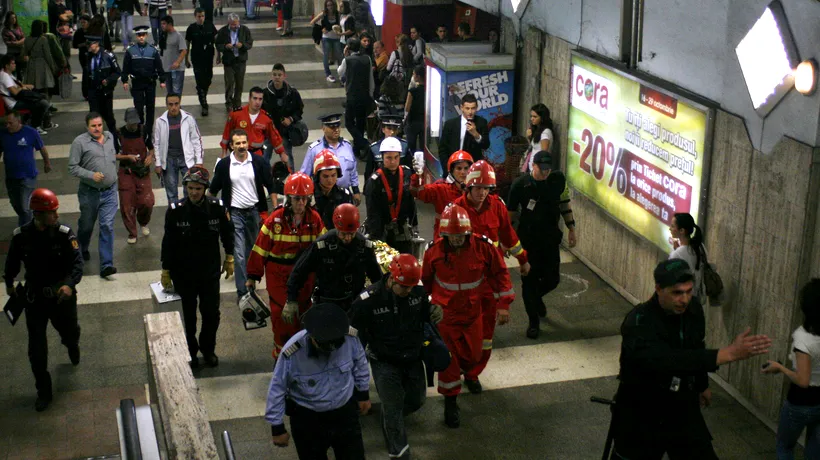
[1,2,817,460]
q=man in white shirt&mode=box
[209,128,275,300]
[152,93,204,202]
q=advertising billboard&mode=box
[566,53,713,251]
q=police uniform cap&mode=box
[302,303,349,342]
[86,35,103,44]
[380,114,403,127]
[133,25,150,34]
[318,113,343,127]
[654,259,694,288]
[533,150,553,167]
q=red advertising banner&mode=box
[622,148,692,225]
[639,85,678,119]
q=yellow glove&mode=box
[161,269,173,290]
[222,255,234,279]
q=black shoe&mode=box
[281,31,293,37]
[68,344,80,365]
[35,395,52,412]
[444,396,460,428]
[190,356,200,369]
[464,379,482,394]
[203,354,219,367]
[202,105,209,116]
[526,327,540,339]
[100,266,117,278]
[82,251,90,261]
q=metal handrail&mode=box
[120,399,143,460]
[222,430,237,460]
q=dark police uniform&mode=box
[4,222,84,405]
[121,28,165,135]
[86,37,122,151]
[161,196,234,360]
[265,303,370,460]
[313,184,353,231]
[350,277,431,459]
[287,229,383,312]
[366,136,409,179]
[185,20,218,111]
[364,165,418,254]
[507,170,571,327]
[613,293,718,459]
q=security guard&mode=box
[365,114,409,179]
[86,34,122,152]
[266,303,371,459]
[121,25,166,137]
[300,113,362,205]
[160,166,235,368]
[4,189,84,412]
[350,254,443,460]
[184,8,218,116]
[364,137,417,254]
[613,259,772,459]
[507,150,576,339]
[286,203,383,314]
[312,149,354,235]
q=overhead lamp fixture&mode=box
[794,59,817,96]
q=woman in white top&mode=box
[338,1,356,46]
[763,279,820,459]
[668,213,706,303]
[521,103,554,172]
[409,25,425,65]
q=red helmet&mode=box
[389,254,422,287]
[284,172,314,196]
[465,160,496,188]
[333,203,360,232]
[447,150,474,172]
[29,188,59,212]
[313,149,343,178]
[439,203,472,236]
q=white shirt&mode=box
[527,128,554,172]
[669,245,704,300]
[249,112,259,124]
[460,116,468,149]
[0,71,18,109]
[790,326,820,386]
[229,152,258,209]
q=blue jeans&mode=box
[77,183,118,271]
[166,70,185,95]
[120,13,134,47]
[230,207,260,299]
[777,399,820,459]
[244,0,257,18]
[162,156,189,203]
[149,8,166,44]
[6,177,36,227]
[321,38,343,77]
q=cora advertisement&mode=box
[566,53,713,251]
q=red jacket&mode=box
[221,105,286,156]
[453,194,528,265]
[410,173,464,240]
[422,234,514,326]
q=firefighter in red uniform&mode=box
[421,203,514,428]
[410,150,473,240]
[220,86,287,164]
[246,173,326,359]
[452,160,530,392]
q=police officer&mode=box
[350,254,443,460]
[613,259,772,459]
[312,149,354,233]
[366,114,409,178]
[184,8,218,117]
[266,303,371,459]
[160,166,235,368]
[300,114,362,206]
[4,189,84,412]
[121,25,166,137]
[364,137,417,254]
[287,203,382,314]
[86,34,121,151]
[507,150,577,339]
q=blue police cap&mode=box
[380,114,402,127]
[420,322,451,372]
[86,35,103,44]
[303,303,349,342]
[318,113,343,126]
[133,25,150,34]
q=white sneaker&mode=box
[142,227,150,236]
[37,127,48,135]
[326,75,337,83]
[127,237,137,244]
[276,26,283,31]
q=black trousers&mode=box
[193,62,214,94]
[88,89,120,151]
[130,79,156,133]
[345,97,372,155]
[199,0,215,24]
[405,120,424,155]
[290,398,365,460]
[521,244,560,327]
[614,434,718,460]
[173,275,221,359]
[24,293,80,398]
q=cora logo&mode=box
[571,64,615,124]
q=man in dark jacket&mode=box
[215,14,253,111]
[122,26,165,138]
[262,62,304,171]
[437,93,489,170]
[613,259,772,459]
[85,34,122,152]
[337,37,374,158]
[350,254,442,460]
[209,128,275,300]
[185,8,218,116]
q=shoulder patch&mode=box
[364,240,373,248]
[343,188,351,195]
[348,326,358,337]
[308,139,321,149]
[370,173,378,181]
[170,202,177,209]
[232,107,242,112]
[317,240,326,249]
[282,341,302,358]
[359,291,370,300]
[59,225,70,234]
[12,227,21,236]
[218,199,223,206]
[477,234,494,245]
[369,141,378,147]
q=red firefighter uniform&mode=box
[246,205,326,358]
[421,206,514,396]
[220,105,286,156]
[410,150,472,240]
[453,161,527,379]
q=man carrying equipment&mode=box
[410,150,472,240]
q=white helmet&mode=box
[379,137,403,153]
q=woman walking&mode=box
[310,0,343,82]
[521,103,555,172]
[667,212,706,304]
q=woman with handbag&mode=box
[668,212,707,304]
[23,20,64,130]
[2,12,27,79]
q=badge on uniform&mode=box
[273,223,282,234]
[71,240,79,249]
[239,120,248,128]
[527,199,537,211]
